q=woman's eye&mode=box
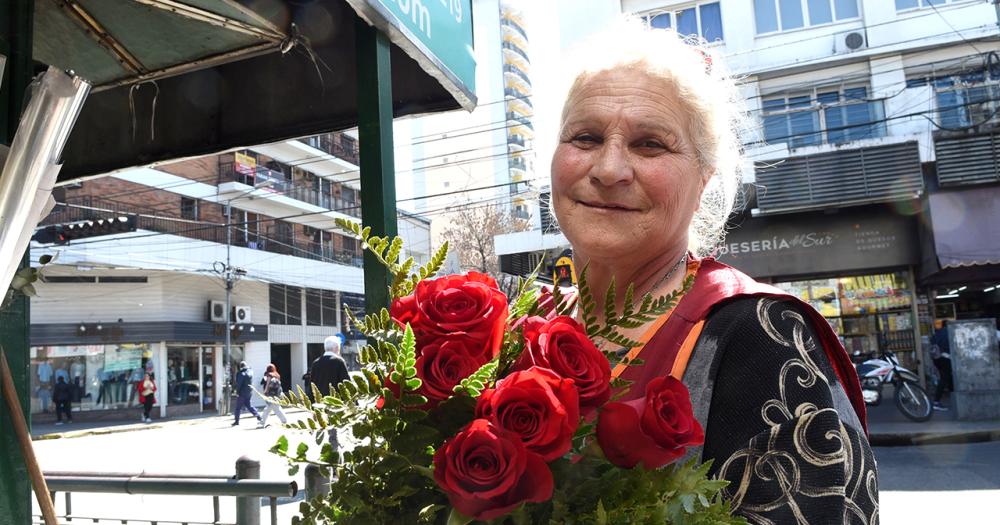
[639,140,666,149]
[571,134,599,145]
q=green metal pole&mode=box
[355,19,397,313]
[0,1,35,523]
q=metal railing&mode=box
[43,196,365,268]
[503,64,532,86]
[35,458,296,525]
[298,132,360,166]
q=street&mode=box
[29,413,1000,524]
[876,441,1000,524]
[31,412,320,524]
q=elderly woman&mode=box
[552,23,878,523]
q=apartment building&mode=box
[28,132,430,421]
[496,0,1000,376]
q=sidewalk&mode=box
[867,393,1000,447]
[31,411,233,440]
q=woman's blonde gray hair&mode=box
[556,18,747,255]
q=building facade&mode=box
[497,0,1000,380]
[29,132,431,421]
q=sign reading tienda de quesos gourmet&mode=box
[348,0,477,110]
[717,209,918,279]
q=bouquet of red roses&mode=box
[272,220,746,524]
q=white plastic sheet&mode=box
[0,67,90,293]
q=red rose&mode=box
[516,316,611,411]
[433,419,553,521]
[596,376,704,469]
[475,366,580,461]
[391,272,509,360]
[414,335,488,406]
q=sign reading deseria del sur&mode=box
[717,209,919,279]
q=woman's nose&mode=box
[588,141,634,186]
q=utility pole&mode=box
[214,203,244,415]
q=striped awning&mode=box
[929,186,1000,268]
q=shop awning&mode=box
[929,186,1000,268]
[13,0,477,182]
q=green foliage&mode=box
[452,360,498,398]
[578,267,694,353]
[273,230,742,525]
[334,217,448,301]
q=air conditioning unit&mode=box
[834,31,867,55]
[233,305,252,323]
[209,300,226,322]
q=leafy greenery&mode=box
[272,232,742,524]
[2,254,52,312]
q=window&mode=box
[895,0,954,10]
[909,68,1000,129]
[180,197,199,220]
[754,0,859,34]
[642,2,724,42]
[306,288,339,327]
[761,86,885,147]
[269,284,303,325]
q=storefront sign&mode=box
[347,0,477,109]
[718,209,918,278]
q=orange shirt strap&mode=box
[669,319,706,380]
[610,260,700,380]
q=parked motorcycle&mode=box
[854,349,933,422]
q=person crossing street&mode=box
[231,361,261,426]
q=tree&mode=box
[439,203,529,277]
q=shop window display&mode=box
[775,271,919,368]
[30,344,158,415]
[167,347,201,406]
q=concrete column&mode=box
[290,343,307,393]
[235,455,260,525]
[158,341,168,418]
[304,464,331,501]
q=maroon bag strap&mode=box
[620,257,868,433]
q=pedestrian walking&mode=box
[258,364,288,428]
[53,376,73,425]
[931,321,953,411]
[308,335,350,449]
[138,372,157,423]
[232,361,261,426]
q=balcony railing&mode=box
[298,132,360,166]
[502,17,529,41]
[42,196,364,268]
[509,157,527,171]
[503,64,532,86]
[504,88,532,108]
[218,159,361,218]
[501,41,530,64]
[506,112,534,130]
[508,135,526,148]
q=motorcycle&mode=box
[854,349,933,422]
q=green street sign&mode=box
[348,0,477,110]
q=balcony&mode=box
[754,141,923,215]
[298,132,360,166]
[504,88,532,109]
[508,134,527,150]
[218,159,361,218]
[503,64,532,87]
[506,112,534,130]
[502,16,529,41]
[46,196,364,268]
[501,41,530,64]
[509,156,528,172]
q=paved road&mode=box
[876,441,1000,524]
[30,412,1000,524]
[31,411,322,523]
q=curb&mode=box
[870,429,1000,447]
[32,408,309,441]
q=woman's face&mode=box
[551,68,707,262]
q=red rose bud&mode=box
[390,272,509,360]
[475,366,580,461]
[596,376,704,469]
[516,316,611,411]
[433,419,554,521]
[415,335,490,407]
